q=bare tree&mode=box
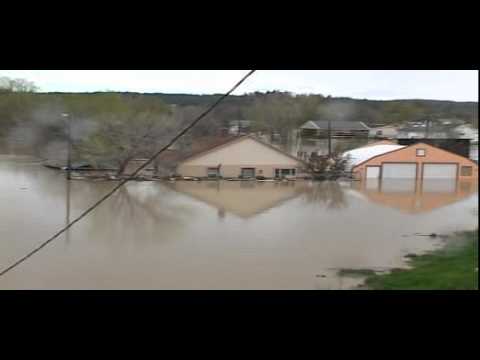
[76,94,175,175]
[0,76,38,93]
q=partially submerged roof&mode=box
[301,120,370,131]
[360,140,397,148]
[342,144,406,170]
[350,142,479,170]
[177,135,306,165]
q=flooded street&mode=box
[0,155,478,289]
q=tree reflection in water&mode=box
[108,185,187,226]
[299,181,348,210]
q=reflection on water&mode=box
[351,178,478,214]
[298,181,348,210]
[166,180,307,218]
[0,155,478,289]
[167,180,350,219]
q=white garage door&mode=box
[366,166,380,179]
[422,164,458,179]
[382,163,417,179]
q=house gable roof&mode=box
[360,140,397,148]
[177,135,306,166]
[302,120,370,131]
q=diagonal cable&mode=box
[0,70,256,278]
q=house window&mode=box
[276,169,296,178]
[461,166,473,176]
[416,149,426,157]
[207,167,220,178]
[241,168,255,178]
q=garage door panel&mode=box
[366,166,380,179]
[422,179,457,193]
[422,164,457,179]
[381,179,416,192]
[382,163,417,179]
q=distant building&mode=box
[455,124,478,141]
[368,125,398,139]
[228,120,251,136]
[297,120,370,159]
[300,120,370,139]
[396,122,478,161]
[397,118,465,139]
[396,125,452,139]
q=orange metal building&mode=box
[352,142,478,181]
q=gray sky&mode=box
[0,70,477,101]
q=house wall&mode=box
[177,164,300,178]
[177,137,302,178]
[353,143,478,180]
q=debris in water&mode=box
[414,233,439,238]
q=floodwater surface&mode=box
[0,155,478,289]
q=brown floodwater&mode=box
[0,155,478,289]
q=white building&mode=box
[342,142,406,172]
[176,135,305,179]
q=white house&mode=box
[176,135,306,179]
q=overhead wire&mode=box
[0,70,257,278]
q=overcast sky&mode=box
[0,70,477,102]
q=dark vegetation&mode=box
[340,230,478,290]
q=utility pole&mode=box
[327,120,332,158]
[62,113,72,180]
[425,117,431,139]
[61,113,72,244]
[65,172,71,244]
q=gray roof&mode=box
[229,120,251,127]
[398,126,455,133]
[304,120,370,131]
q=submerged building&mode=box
[349,142,478,181]
[176,135,306,179]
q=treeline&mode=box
[45,90,479,129]
[1,76,478,173]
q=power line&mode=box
[0,70,257,278]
